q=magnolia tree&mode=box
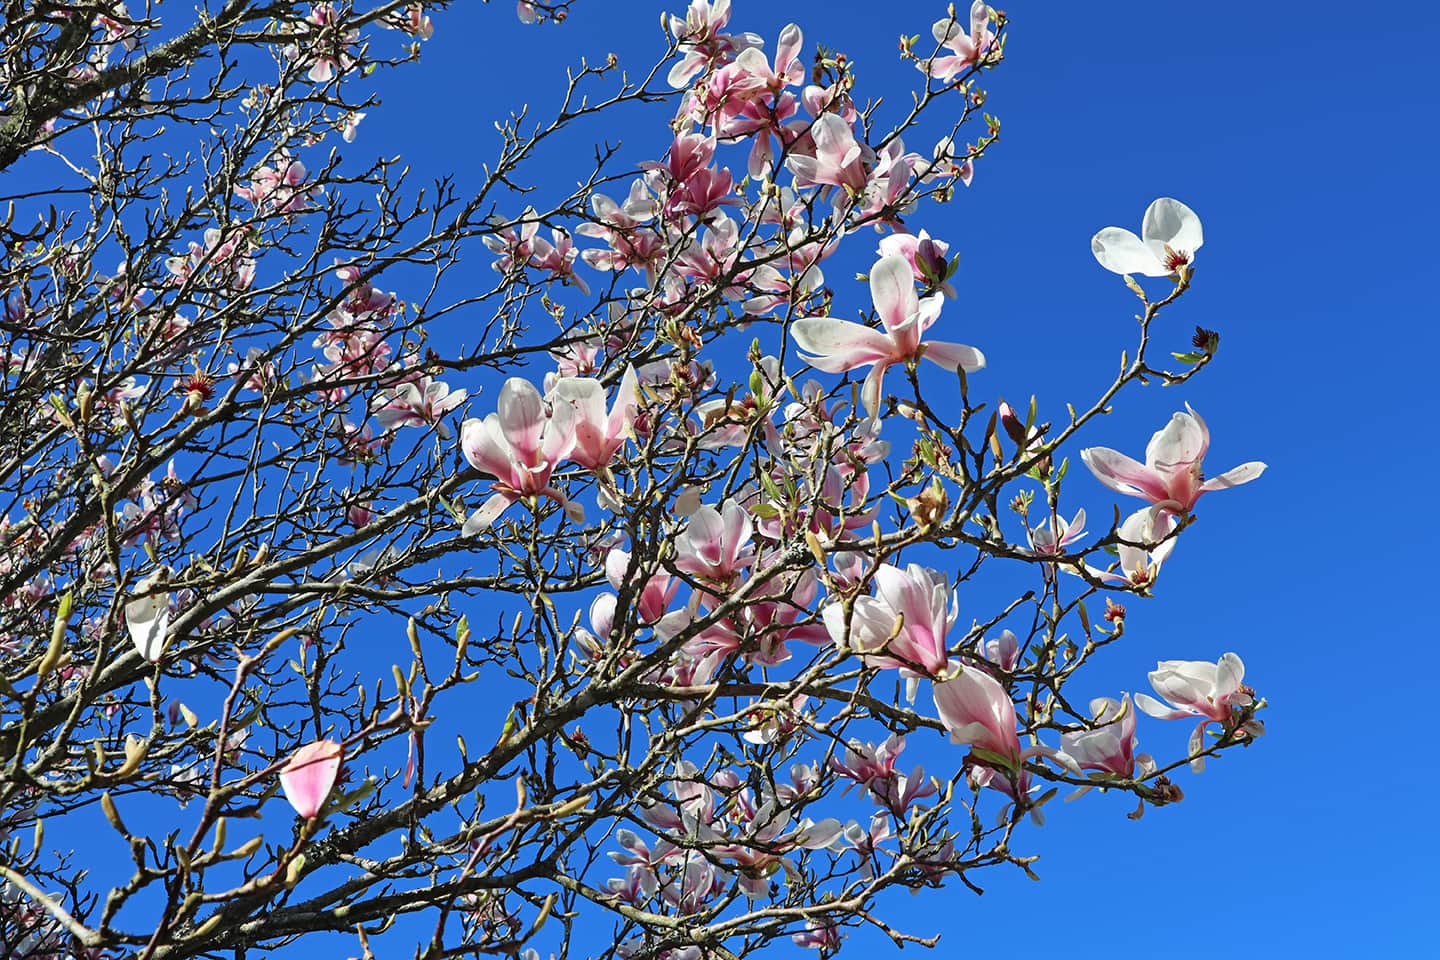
[0,1,1268,957]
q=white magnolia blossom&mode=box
[1091,197,1203,277]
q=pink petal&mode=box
[280,739,343,819]
[1080,447,1171,503]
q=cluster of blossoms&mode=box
[0,1,1274,956]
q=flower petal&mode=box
[1142,197,1203,255]
[1091,227,1166,277]
[791,317,895,372]
[921,339,986,373]
[1200,461,1267,492]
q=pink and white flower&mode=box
[791,253,984,416]
[1081,405,1265,515]
[1136,653,1258,771]
[459,378,580,533]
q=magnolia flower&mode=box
[980,628,1019,671]
[548,366,639,470]
[1081,405,1266,515]
[372,375,466,437]
[279,739,343,819]
[124,571,170,662]
[1083,504,1179,590]
[1091,197,1203,277]
[673,499,755,583]
[459,378,579,533]
[922,2,996,81]
[1061,695,1152,785]
[932,665,1019,765]
[1136,653,1258,771]
[791,254,985,416]
[1025,508,1086,556]
[821,563,956,685]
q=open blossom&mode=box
[1091,197,1204,277]
[459,378,579,533]
[1081,405,1266,515]
[665,0,762,88]
[1061,695,1150,782]
[372,375,466,437]
[279,739,343,819]
[921,2,997,81]
[791,253,985,416]
[785,112,868,193]
[1083,504,1178,590]
[821,562,956,683]
[1136,653,1258,771]
[234,153,314,215]
[1026,508,1086,556]
[673,499,754,583]
[548,366,639,470]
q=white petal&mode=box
[1091,227,1167,277]
[1142,197,1203,254]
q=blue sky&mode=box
[351,0,1438,954]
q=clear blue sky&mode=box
[351,1,1436,954]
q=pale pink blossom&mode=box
[1136,653,1258,771]
[791,253,985,415]
[1083,504,1179,590]
[124,571,170,662]
[459,378,579,533]
[1061,695,1151,783]
[1025,508,1086,556]
[980,628,1019,671]
[665,0,762,89]
[673,499,754,584]
[1081,405,1265,515]
[279,739,343,819]
[933,665,1019,765]
[372,375,467,437]
[921,2,997,82]
[785,113,868,192]
[547,366,638,471]
[821,562,956,684]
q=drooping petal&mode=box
[462,491,518,535]
[1090,227,1166,277]
[1134,692,1190,720]
[280,739,343,819]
